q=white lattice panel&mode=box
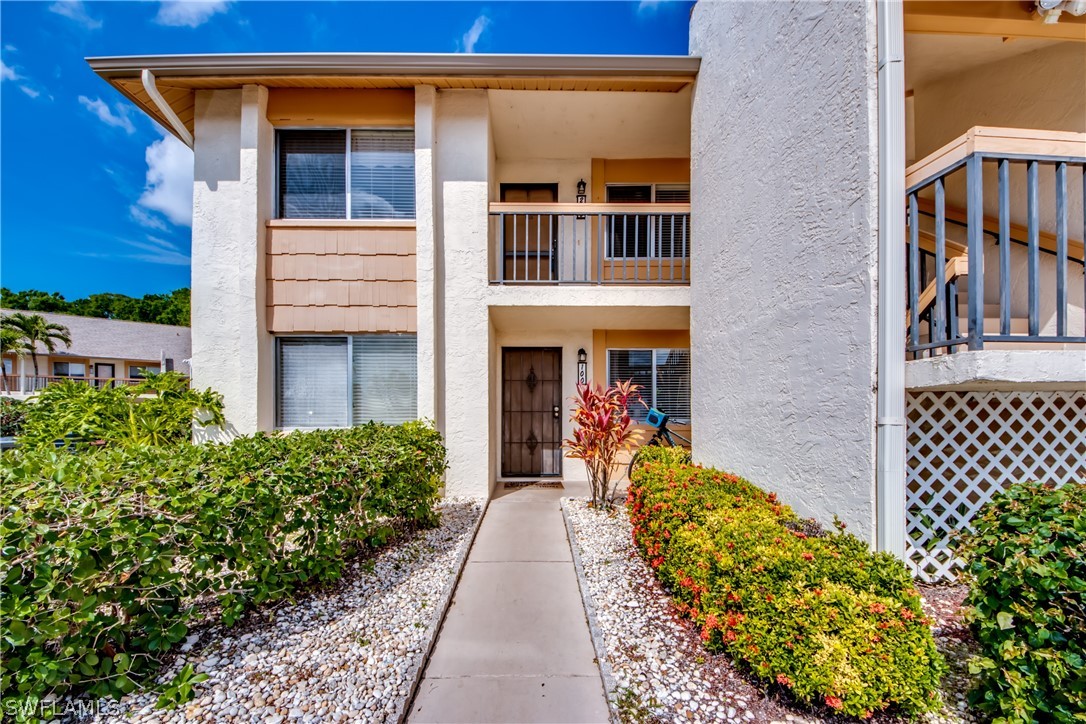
[905,390,1085,582]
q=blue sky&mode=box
[0,0,693,299]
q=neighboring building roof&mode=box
[86,52,701,143]
[0,310,191,366]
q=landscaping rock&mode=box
[79,498,483,724]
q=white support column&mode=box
[414,85,439,425]
[435,89,492,498]
[191,85,273,439]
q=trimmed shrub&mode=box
[1,396,26,437]
[628,453,945,718]
[958,481,1085,723]
[0,422,445,718]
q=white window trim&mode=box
[275,126,415,222]
[606,347,691,423]
[603,183,690,262]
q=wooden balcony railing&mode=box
[905,127,1085,358]
[1,376,163,394]
[489,203,691,285]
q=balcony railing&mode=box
[489,203,691,284]
[1,376,161,394]
[905,127,1085,358]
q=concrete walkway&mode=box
[408,483,610,724]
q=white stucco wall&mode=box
[912,42,1086,159]
[906,350,1086,391]
[434,89,493,498]
[689,1,881,541]
[191,87,274,439]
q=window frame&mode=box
[274,334,418,430]
[603,183,690,261]
[275,127,416,221]
[606,347,691,424]
[127,364,161,380]
[52,361,87,378]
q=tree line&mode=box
[0,288,191,327]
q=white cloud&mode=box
[0,60,19,82]
[80,235,191,266]
[78,95,136,133]
[638,0,661,11]
[154,0,230,28]
[137,133,194,227]
[3,45,16,52]
[19,86,40,99]
[460,14,491,53]
[129,204,170,231]
[49,1,103,30]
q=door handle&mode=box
[553,405,560,419]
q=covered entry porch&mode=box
[486,299,690,493]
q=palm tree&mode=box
[1,312,72,378]
[0,327,28,392]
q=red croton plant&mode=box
[563,380,642,509]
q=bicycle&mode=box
[627,407,691,482]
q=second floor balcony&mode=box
[489,202,691,285]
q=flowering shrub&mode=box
[958,481,1085,723]
[0,422,445,720]
[564,380,641,508]
[627,447,944,718]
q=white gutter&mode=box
[876,0,907,557]
[141,69,194,148]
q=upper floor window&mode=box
[277,129,415,220]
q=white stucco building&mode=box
[88,0,1085,580]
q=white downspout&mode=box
[141,69,194,148]
[876,0,907,557]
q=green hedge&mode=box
[627,448,944,718]
[1,396,26,437]
[959,481,1085,723]
[0,422,445,717]
[17,372,224,449]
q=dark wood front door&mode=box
[500,184,559,281]
[502,347,562,477]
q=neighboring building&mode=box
[1,310,191,398]
[87,0,1085,580]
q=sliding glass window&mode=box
[607,348,691,423]
[276,335,418,429]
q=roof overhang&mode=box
[87,52,701,143]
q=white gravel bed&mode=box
[81,498,483,724]
[563,498,980,724]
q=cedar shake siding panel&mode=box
[266,224,416,334]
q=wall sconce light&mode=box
[576,179,587,218]
[577,348,587,384]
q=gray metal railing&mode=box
[489,202,691,284]
[905,127,1085,358]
